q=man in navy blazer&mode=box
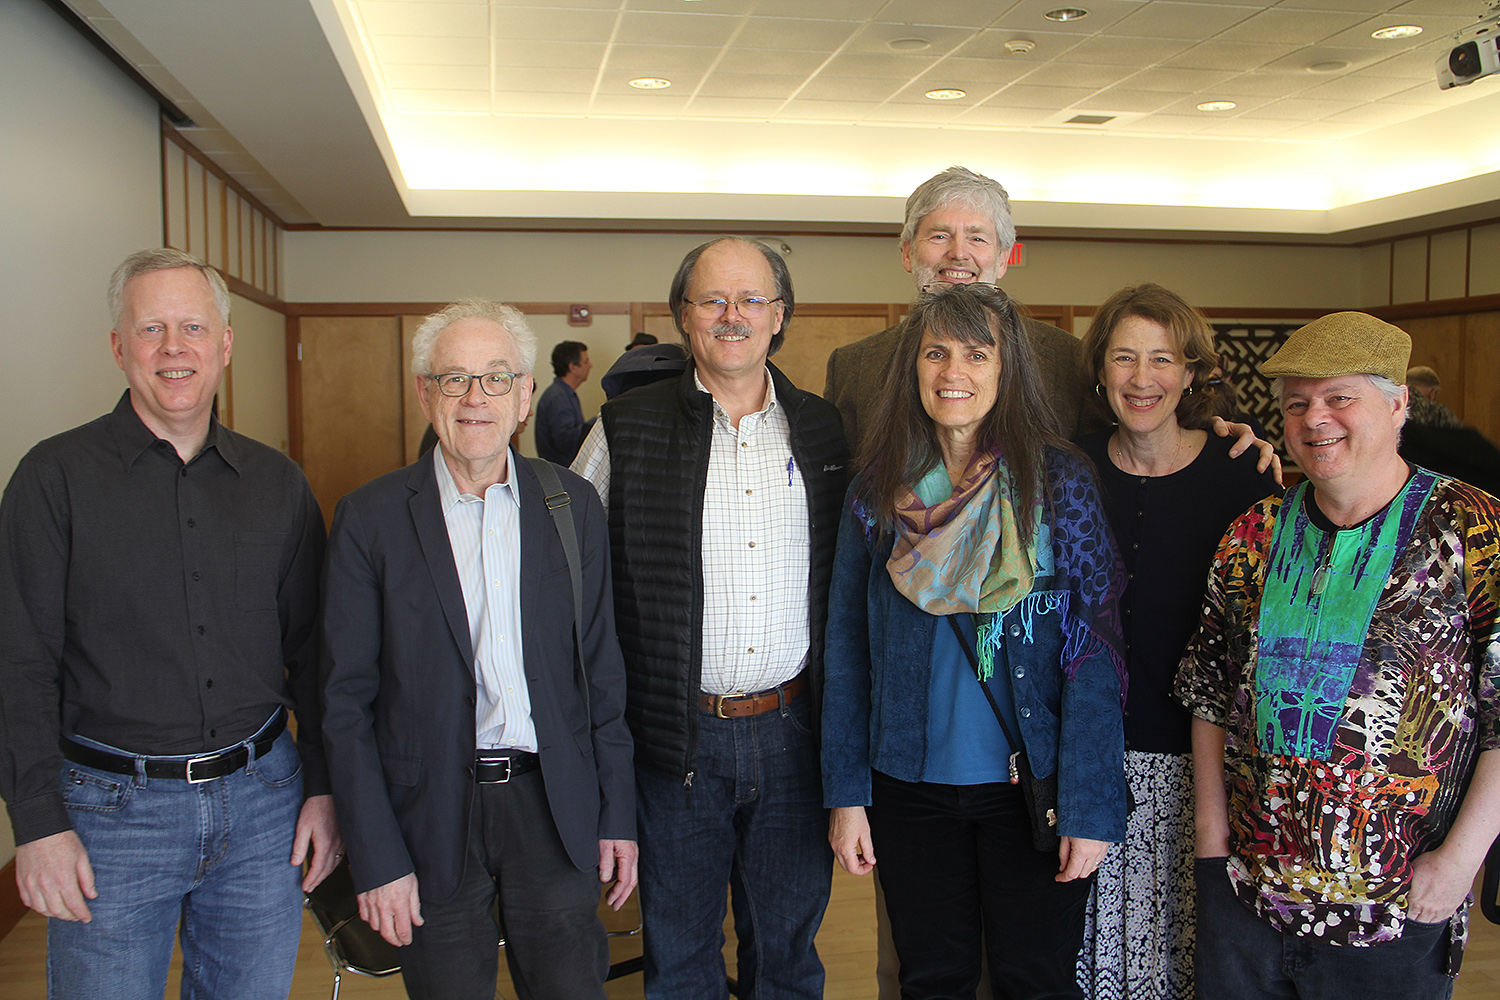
[321,299,636,1000]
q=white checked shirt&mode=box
[433,447,538,752]
[572,369,811,695]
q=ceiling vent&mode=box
[1065,114,1116,125]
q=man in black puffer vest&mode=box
[572,237,848,999]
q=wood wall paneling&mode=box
[777,312,892,397]
[1471,224,1500,298]
[1398,315,1467,422]
[298,316,404,524]
[1429,230,1468,303]
[1391,237,1427,305]
[1463,311,1500,442]
[401,315,427,466]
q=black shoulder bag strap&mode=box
[525,457,589,719]
[947,614,1022,784]
[947,614,1060,850]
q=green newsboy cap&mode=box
[1259,312,1411,384]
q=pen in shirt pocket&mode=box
[787,456,794,486]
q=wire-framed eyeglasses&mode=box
[682,295,784,318]
[428,372,521,397]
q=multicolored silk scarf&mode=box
[887,449,1045,680]
[1254,470,1438,759]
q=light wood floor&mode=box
[0,867,1495,999]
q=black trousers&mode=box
[869,771,1090,1000]
[399,769,608,1000]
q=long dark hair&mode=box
[857,283,1071,536]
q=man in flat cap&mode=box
[1176,312,1500,999]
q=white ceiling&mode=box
[62,0,1500,240]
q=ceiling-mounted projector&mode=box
[1438,2,1500,89]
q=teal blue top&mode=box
[922,612,1017,785]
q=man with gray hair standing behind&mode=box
[824,165,1091,448]
[0,248,339,999]
[322,300,636,1000]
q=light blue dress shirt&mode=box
[433,447,537,752]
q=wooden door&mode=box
[298,316,405,524]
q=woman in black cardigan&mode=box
[1074,284,1279,1000]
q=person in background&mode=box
[1074,284,1278,1000]
[824,282,1127,1000]
[1404,365,1462,429]
[573,237,848,999]
[534,339,592,465]
[824,166,1090,448]
[0,248,338,999]
[1399,363,1500,495]
[599,342,688,401]
[1178,312,1500,1000]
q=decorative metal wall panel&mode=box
[1212,323,1301,449]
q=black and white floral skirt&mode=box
[1077,750,1196,1000]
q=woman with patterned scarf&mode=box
[821,281,1129,1000]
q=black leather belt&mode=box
[475,751,540,784]
[59,710,286,784]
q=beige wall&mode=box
[285,230,1370,476]
[0,0,165,866]
[0,1,162,482]
[226,293,291,454]
[284,229,1365,313]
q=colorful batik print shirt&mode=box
[1175,474,1500,946]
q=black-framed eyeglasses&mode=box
[682,295,784,318]
[428,372,521,397]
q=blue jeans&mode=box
[48,728,306,1000]
[1194,856,1455,1000]
[635,693,832,1000]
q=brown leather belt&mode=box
[699,676,806,719]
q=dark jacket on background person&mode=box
[597,362,848,781]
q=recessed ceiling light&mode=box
[1371,25,1422,40]
[1005,39,1036,55]
[1306,60,1348,73]
[1044,7,1089,20]
[888,37,931,51]
[926,89,966,101]
[1197,100,1237,111]
[629,77,672,89]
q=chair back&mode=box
[306,860,402,977]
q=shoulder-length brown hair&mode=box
[857,283,1071,536]
[1081,283,1219,430]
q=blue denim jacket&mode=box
[821,479,1128,844]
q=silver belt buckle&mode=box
[479,757,512,784]
[185,753,220,784]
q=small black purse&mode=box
[947,615,1061,853]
